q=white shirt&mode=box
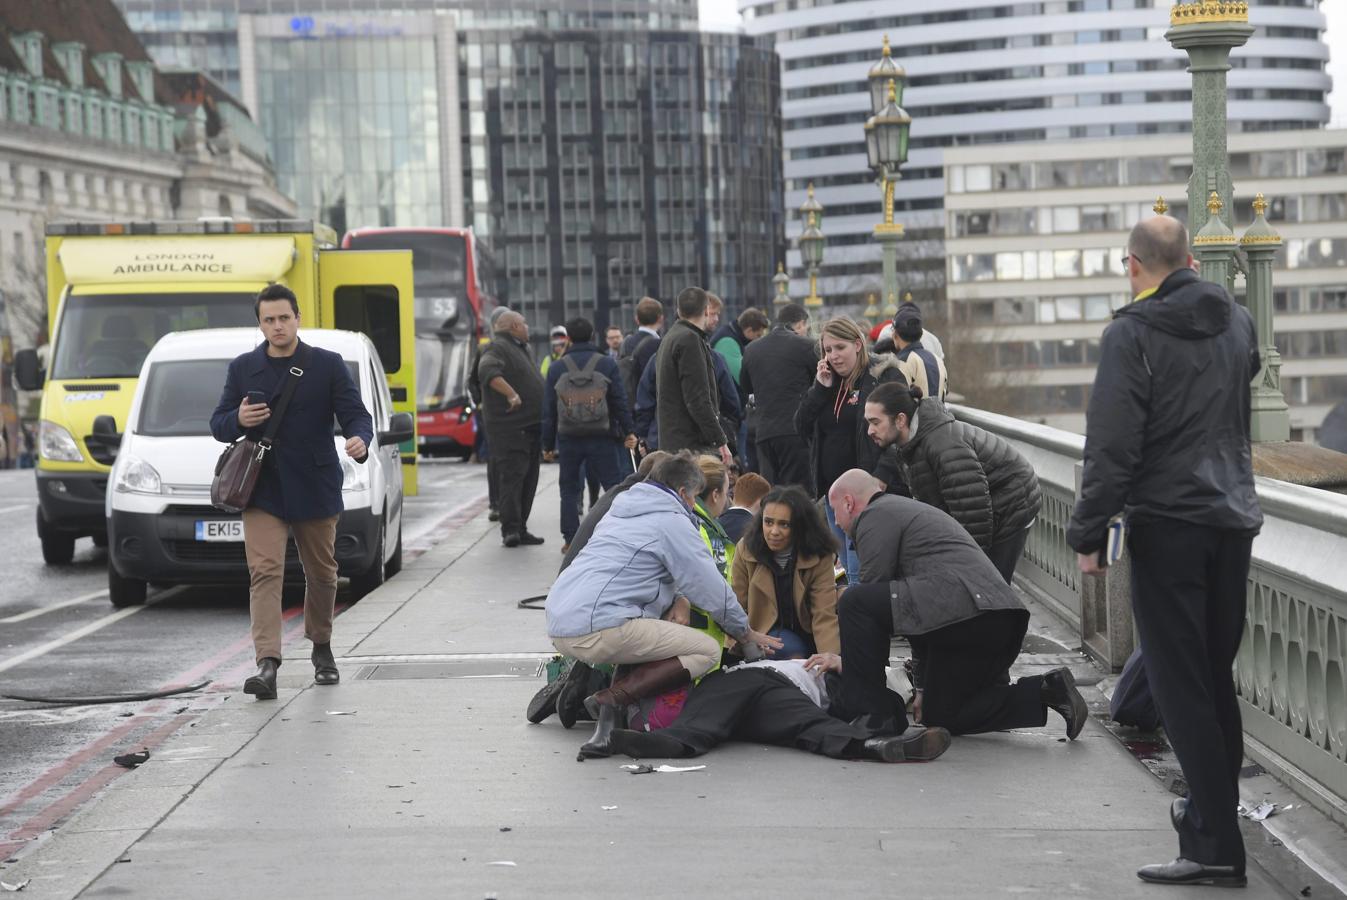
[637,326,660,339]
[726,659,828,708]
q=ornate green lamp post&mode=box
[772,262,791,309]
[798,211,825,309]
[865,36,912,315]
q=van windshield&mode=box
[138,359,232,437]
[51,292,256,380]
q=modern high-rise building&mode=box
[740,0,1332,314]
[116,2,783,331]
[943,128,1347,441]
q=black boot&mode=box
[1041,667,1088,740]
[244,657,280,700]
[577,658,690,760]
[555,660,594,730]
[312,643,339,685]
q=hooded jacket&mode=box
[1066,268,1264,554]
[795,354,909,497]
[899,398,1042,550]
[545,481,751,640]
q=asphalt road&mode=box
[0,459,489,858]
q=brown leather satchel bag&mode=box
[210,349,307,513]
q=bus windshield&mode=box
[415,325,473,411]
[52,292,256,380]
[345,231,467,333]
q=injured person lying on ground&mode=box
[606,656,951,763]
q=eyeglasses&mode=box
[1119,250,1144,270]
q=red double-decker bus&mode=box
[341,227,497,459]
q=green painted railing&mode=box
[952,404,1347,817]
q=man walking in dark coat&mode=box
[1067,216,1263,889]
[477,310,546,547]
[740,303,817,492]
[655,286,730,464]
[822,469,1086,741]
[210,284,373,698]
[542,316,638,553]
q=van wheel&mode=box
[108,560,147,608]
[37,508,76,565]
[384,521,403,578]
[349,516,386,600]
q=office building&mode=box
[740,0,1331,312]
[943,128,1347,441]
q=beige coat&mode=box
[731,543,841,654]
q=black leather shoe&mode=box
[555,661,593,730]
[503,532,521,548]
[1171,797,1188,832]
[526,675,565,724]
[243,657,280,700]
[519,531,545,546]
[608,728,690,759]
[312,642,339,685]
[859,726,952,762]
[1042,667,1088,740]
[1136,858,1245,888]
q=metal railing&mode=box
[952,404,1347,816]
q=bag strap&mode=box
[260,343,310,448]
[560,355,580,376]
[579,353,602,375]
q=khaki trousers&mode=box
[242,508,339,663]
[551,617,721,679]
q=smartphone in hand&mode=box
[246,390,267,406]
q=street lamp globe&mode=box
[799,181,823,223]
[868,35,905,116]
[798,211,825,270]
[865,79,911,172]
[772,261,791,306]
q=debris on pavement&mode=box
[620,764,707,775]
[601,805,618,810]
[499,827,512,832]
[113,749,150,769]
[486,861,517,867]
[1238,801,1278,821]
[0,880,30,892]
[326,710,357,716]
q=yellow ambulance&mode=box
[12,219,418,564]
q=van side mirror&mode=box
[14,348,43,390]
[378,412,414,447]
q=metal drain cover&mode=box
[353,655,549,681]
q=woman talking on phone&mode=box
[794,317,907,583]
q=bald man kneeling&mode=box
[816,469,1087,740]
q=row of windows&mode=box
[997,338,1103,368]
[770,0,1158,42]
[1275,330,1347,359]
[786,28,1155,73]
[957,293,1125,326]
[949,147,1346,194]
[1274,286,1347,314]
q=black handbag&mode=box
[210,347,308,513]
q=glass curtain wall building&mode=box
[740,0,1331,313]
[461,29,784,331]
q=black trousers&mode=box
[1129,522,1252,869]
[660,667,871,758]
[986,526,1031,584]
[836,584,1045,735]
[491,427,541,537]
[755,435,814,494]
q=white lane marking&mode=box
[0,591,174,674]
[0,590,109,624]
[0,504,33,515]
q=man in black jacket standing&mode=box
[1067,216,1262,889]
[477,311,547,547]
[740,303,817,492]
[655,287,730,464]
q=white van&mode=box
[104,328,412,608]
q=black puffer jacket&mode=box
[795,354,909,497]
[1066,268,1264,554]
[898,398,1042,550]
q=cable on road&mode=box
[517,595,547,610]
[1,679,212,706]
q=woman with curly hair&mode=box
[732,485,840,658]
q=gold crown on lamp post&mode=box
[1153,196,1169,215]
[1169,1,1249,26]
[1206,191,1224,215]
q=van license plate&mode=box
[195,520,244,542]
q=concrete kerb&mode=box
[0,474,518,898]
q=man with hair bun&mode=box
[864,380,1041,583]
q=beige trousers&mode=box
[551,617,721,679]
[242,508,339,663]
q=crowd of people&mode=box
[478,283,1084,771]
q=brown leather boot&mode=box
[577,658,691,760]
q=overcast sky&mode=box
[699,0,1347,126]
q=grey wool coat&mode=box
[850,493,1026,636]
